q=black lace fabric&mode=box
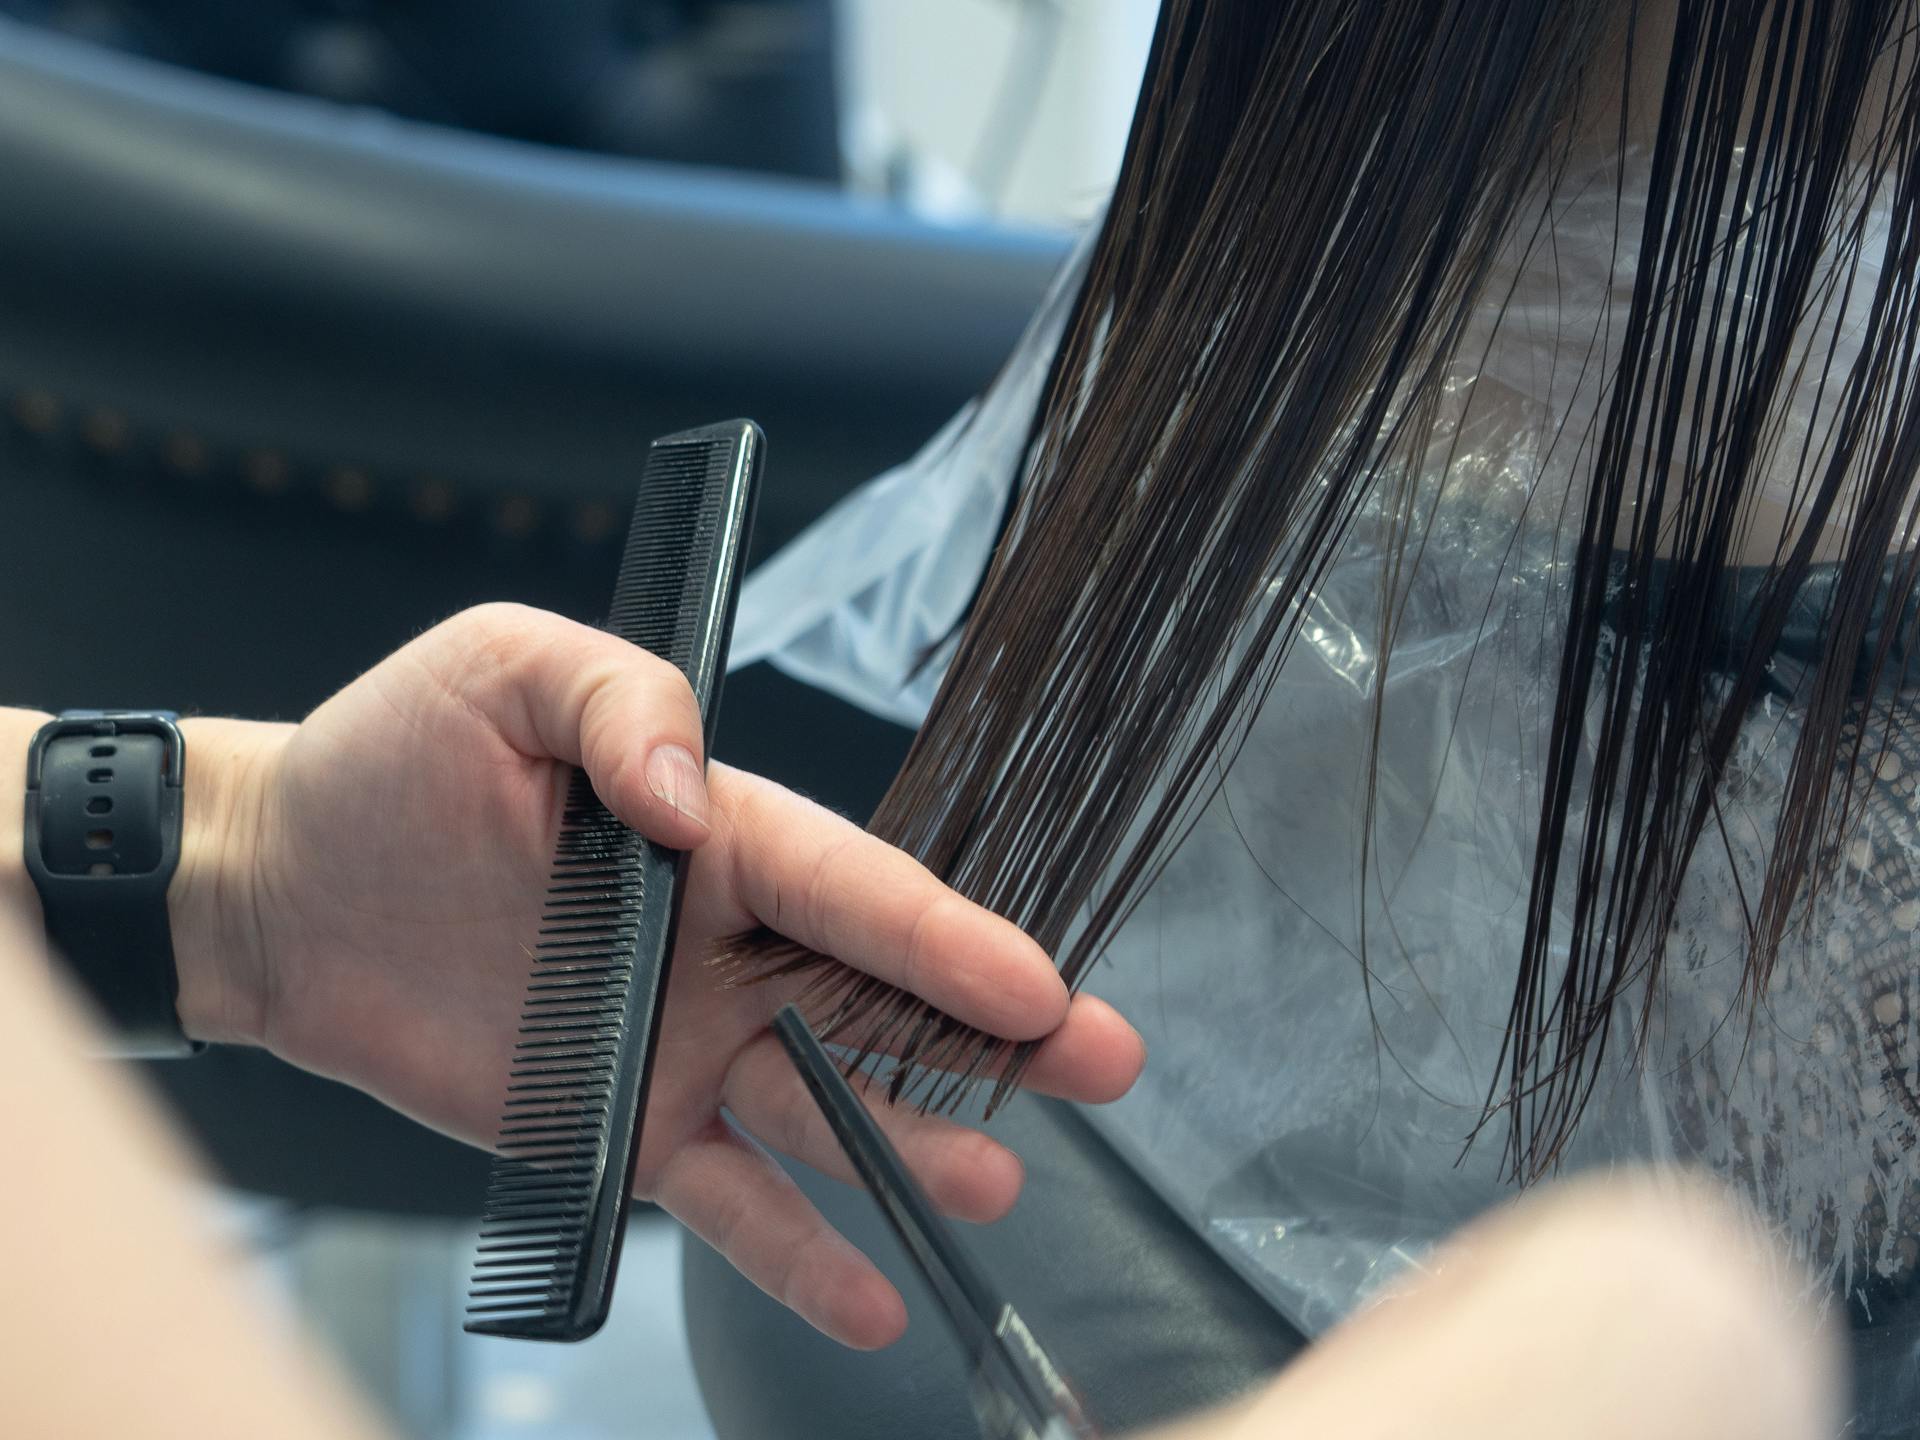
[1664,700,1920,1309]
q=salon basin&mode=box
[0,17,1065,1215]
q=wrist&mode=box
[0,707,54,939]
[4,707,287,1049]
[169,717,289,1048]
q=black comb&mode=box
[466,419,762,1341]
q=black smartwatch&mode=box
[23,710,201,1057]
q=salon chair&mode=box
[0,16,1063,1214]
[683,1096,1309,1438]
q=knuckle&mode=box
[800,834,857,954]
[628,643,685,686]
[775,1086,816,1162]
[603,648,699,732]
[442,602,548,682]
[776,1232,832,1313]
[448,600,541,647]
[705,1170,755,1256]
[899,894,953,994]
[726,779,783,917]
[634,659,702,728]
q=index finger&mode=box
[704,765,1070,1042]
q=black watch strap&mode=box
[24,711,200,1057]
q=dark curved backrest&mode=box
[0,16,1065,557]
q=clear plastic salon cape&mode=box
[729,157,1920,1428]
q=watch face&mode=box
[37,732,168,877]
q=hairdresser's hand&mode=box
[1147,1175,1841,1440]
[163,603,1145,1348]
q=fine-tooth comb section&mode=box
[466,421,762,1341]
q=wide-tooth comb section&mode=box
[466,421,761,1342]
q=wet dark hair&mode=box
[725,0,1920,1181]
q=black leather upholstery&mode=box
[0,17,1066,563]
[682,1095,1309,1439]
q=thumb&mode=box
[435,602,712,849]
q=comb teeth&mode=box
[466,421,761,1342]
[467,769,642,1335]
[607,440,728,663]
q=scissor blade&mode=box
[771,1005,1004,1354]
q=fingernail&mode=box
[645,743,710,830]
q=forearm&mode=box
[0,704,285,1048]
[1146,1177,1840,1440]
[0,902,390,1439]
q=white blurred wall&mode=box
[839,0,1159,228]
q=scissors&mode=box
[772,1004,1101,1440]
